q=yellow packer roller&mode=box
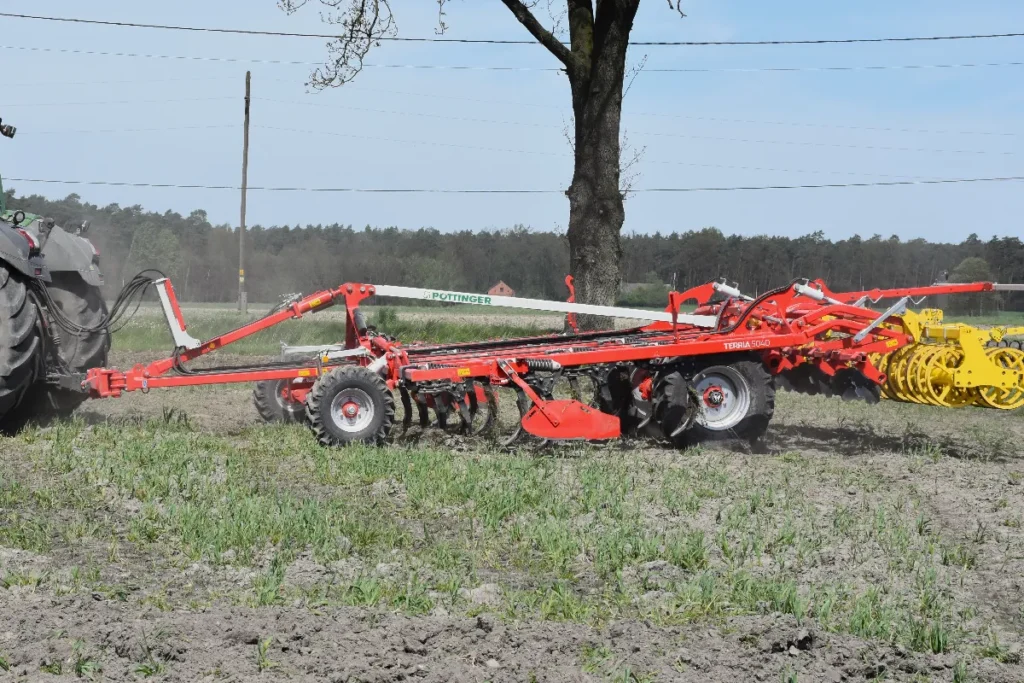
[873,308,1024,410]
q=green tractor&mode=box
[0,116,110,431]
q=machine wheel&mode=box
[0,265,42,429]
[652,370,697,447]
[306,365,395,447]
[253,379,306,424]
[681,358,775,447]
[17,274,110,422]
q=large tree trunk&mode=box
[565,1,637,330]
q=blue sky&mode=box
[2,0,1022,241]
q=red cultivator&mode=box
[81,276,1019,448]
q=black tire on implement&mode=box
[253,379,305,424]
[306,365,395,447]
[680,357,775,448]
[0,264,42,429]
[652,370,696,448]
[18,274,110,423]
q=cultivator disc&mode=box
[775,365,881,404]
[400,382,499,436]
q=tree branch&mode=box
[278,0,397,88]
[499,0,574,67]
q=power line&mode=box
[627,110,1019,138]
[5,91,1012,156]
[260,97,1012,156]
[258,125,944,181]
[635,129,1014,155]
[6,176,1023,193]
[29,125,236,135]
[2,45,1021,76]
[4,97,234,108]
[0,44,319,66]
[5,76,237,87]
[339,85,1018,138]
[4,12,1024,47]
[6,74,1015,137]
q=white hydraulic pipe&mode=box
[371,284,718,328]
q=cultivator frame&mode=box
[80,276,1024,448]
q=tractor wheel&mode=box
[679,358,775,448]
[0,264,42,430]
[306,365,395,447]
[253,379,305,424]
[18,274,110,422]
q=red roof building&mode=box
[487,280,516,297]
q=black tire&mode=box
[306,365,395,447]
[680,357,775,448]
[0,265,42,429]
[253,379,306,424]
[20,274,110,422]
[652,370,696,448]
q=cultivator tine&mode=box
[399,386,414,431]
[501,386,533,447]
[454,385,475,434]
[433,392,450,429]
[414,393,430,427]
[568,376,582,402]
[452,382,498,436]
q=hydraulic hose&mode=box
[31,269,166,337]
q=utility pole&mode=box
[238,70,251,314]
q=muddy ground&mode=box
[1,352,1023,681]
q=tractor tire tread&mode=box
[0,265,42,429]
[253,379,304,424]
[306,365,395,447]
[17,274,110,424]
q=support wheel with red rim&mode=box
[306,365,395,447]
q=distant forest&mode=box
[8,190,1024,313]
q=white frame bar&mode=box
[371,284,718,328]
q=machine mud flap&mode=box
[520,400,620,440]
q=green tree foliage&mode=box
[949,256,1000,315]
[6,191,1024,312]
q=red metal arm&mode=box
[808,279,994,305]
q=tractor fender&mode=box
[38,225,104,287]
[0,219,49,282]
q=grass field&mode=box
[1,308,1023,681]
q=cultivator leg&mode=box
[402,383,498,435]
